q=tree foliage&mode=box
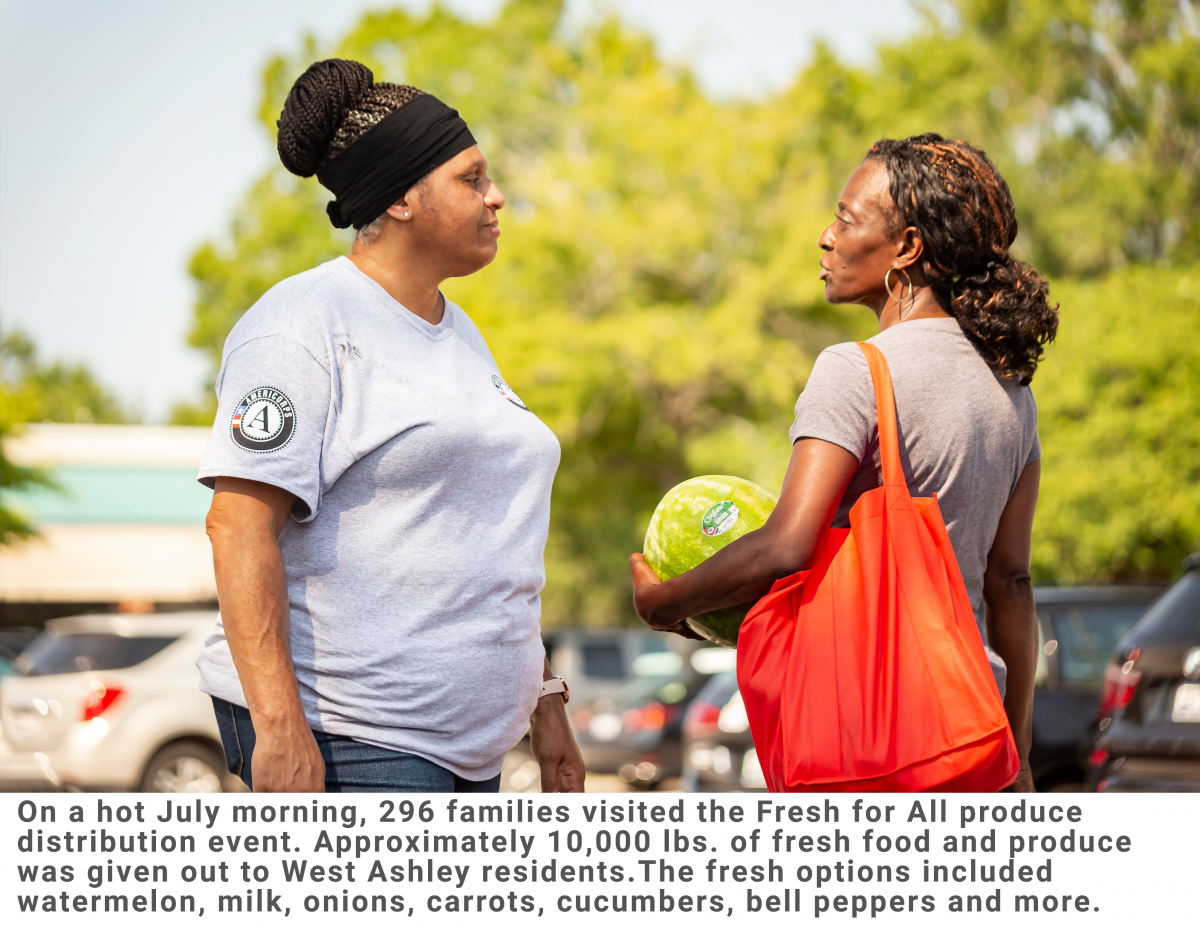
[0,326,130,543]
[1,328,133,425]
[1032,265,1200,581]
[0,377,50,542]
[180,0,1200,621]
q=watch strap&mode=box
[539,677,569,703]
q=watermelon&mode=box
[642,475,778,647]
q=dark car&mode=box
[1028,585,1166,790]
[1087,555,1200,792]
[569,649,711,788]
[675,589,1163,792]
[498,629,703,792]
[680,667,766,791]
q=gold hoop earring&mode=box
[884,267,914,317]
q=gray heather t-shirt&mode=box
[789,317,1040,696]
[195,256,561,780]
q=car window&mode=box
[1047,604,1149,684]
[613,672,706,703]
[581,643,625,679]
[611,675,672,702]
[695,669,738,705]
[18,633,177,676]
[631,652,682,676]
[1126,572,1200,646]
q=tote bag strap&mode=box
[855,342,905,490]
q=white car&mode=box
[0,611,239,792]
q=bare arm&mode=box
[983,460,1041,794]
[630,438,859,630]
[206,477,324,792]
[529,655,586,792]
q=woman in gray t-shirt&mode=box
[630,133,1059,793]
[201,60,583,794]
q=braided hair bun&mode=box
[867,133,1059,385]
[277,60,374,177]
[277,59,425,178]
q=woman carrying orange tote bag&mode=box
[630,134,1055,793]
[737,341,1020,792]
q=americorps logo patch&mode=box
[230,386,296,452]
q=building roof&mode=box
[4,423,209,467]
[2,424,216,603]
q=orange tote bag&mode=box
[737,342,1019,792]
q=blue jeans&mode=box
[211,697,501,793]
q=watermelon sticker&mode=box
[701,500,739,537]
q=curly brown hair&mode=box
[867,133,1058,385]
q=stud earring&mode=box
[403,211,410,218]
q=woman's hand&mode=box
[529,696,586,792]
[530,656,586,792]
[1010,765,1036,793]
[627,439,858,633]
[208,477,325,792]
[250,712,326,793]
[629,554,706,639]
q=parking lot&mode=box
[3,558,1198,795]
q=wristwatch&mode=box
[539,677,570,704]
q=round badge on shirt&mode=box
[492,374,530,411]
[230,386,296,452]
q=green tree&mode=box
[1,328,133,425]
[1,326,131,543]
[1032,264,1200,581]
[0,392,50,544]
[179,0,1200,620]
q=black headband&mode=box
[317,93,476,230]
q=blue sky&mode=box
[0,0,917,421]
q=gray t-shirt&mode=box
[789,317,1040,695]
[195,256,561,780]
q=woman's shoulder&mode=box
[807,341,872,386]
[222,259,353,359]
[796,343,873,412]
[791,341,878,453]
[799,342,875,416]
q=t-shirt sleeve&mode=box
[788,343,874,461]
[197,334,330,521]
[1025,389,1041,464]
[1026,429,1042,464]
